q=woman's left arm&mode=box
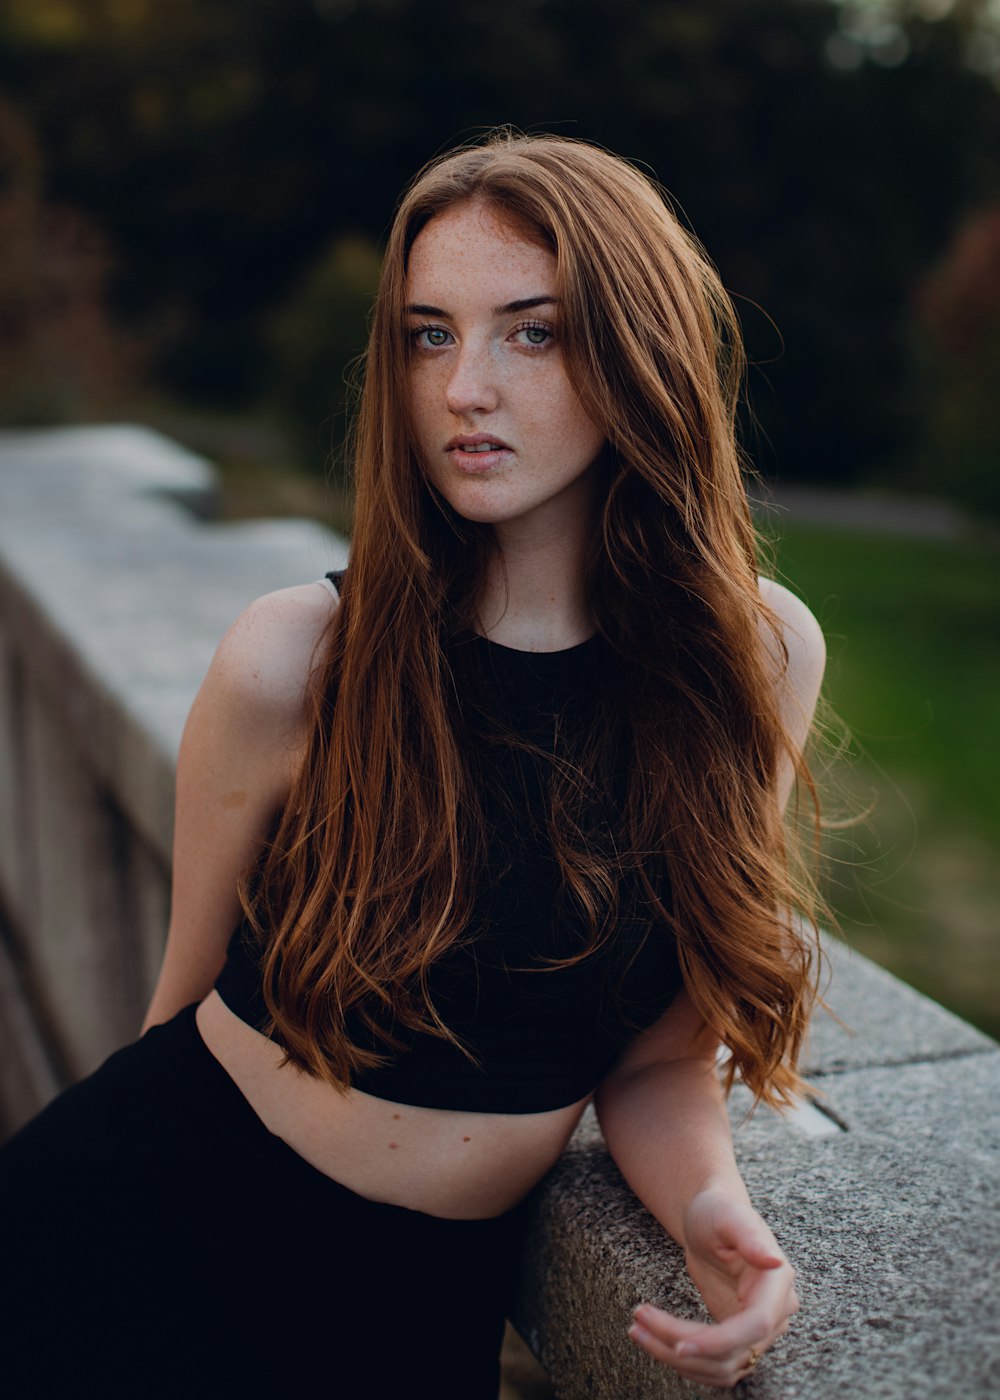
[594,998,797,1389]
[594,580,826,1389]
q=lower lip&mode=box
[446,447,513,474]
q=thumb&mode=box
[743,1236,785,1269]
[712,1203,784,1268]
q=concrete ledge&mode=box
[0,425,347,861]
[513,940,1000,1397]
[804,935,994,1074]
[0,425,347,1089]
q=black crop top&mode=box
[214,572,681,1114]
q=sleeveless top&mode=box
[214,573,681,1114]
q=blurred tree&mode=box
[0,93,140,422]
[268,233,382,474]
[909,204,1000,515]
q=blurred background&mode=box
[1,0,997,1039]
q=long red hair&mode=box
[242,131,822,1108]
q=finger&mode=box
[679,1301,787,1363]
[629,1323,764,1390]
[631,1306,705,1347]
[634,1263,797,1373]
[633,1314,767,1390]
[636,1297,774,1362]
[704,1200,787,1268]
[739,1257,798,1321]
[742,1237,786,1269]
[629,1323,705,1376]
[718,1221,786,1271]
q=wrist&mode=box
[687,1176,753,1213]
[681,1180,753,1249]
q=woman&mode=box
[0,132,824,1398]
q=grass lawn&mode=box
[770,523,1000,1040]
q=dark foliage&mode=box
[1,0,998,492]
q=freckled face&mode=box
[405,201,607,532]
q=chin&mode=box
[448,503,515,526]
[436,482,521,525]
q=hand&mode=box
[628,1189,799,1389]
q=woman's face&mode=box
[405,200,606,535]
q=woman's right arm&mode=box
[141,583,338,1032]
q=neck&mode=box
[479,506,594,653]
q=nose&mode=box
[445,341,499,416]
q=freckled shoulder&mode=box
[207,583,340,736]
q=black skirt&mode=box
[0,1005,529,1399]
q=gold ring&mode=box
[746,1346,762,1369]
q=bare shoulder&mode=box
[205,581,340,733]
[757,576,825,691]
[756,577,825,755]
[152,581,339,1025]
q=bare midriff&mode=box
[195,991,589,1220]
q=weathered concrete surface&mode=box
[805,934,995,1075]
[0,424,347,859]
[0,425,347,1093]
[512,943,1000,1398]
[515,1047,1000,1399]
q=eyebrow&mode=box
[404,295,558,319]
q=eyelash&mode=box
[409,320,555,352]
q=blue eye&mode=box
[411,325,453,349]
[514,322,554,348]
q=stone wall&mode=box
[0,425,347,1124]
[1,426,997,1397]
